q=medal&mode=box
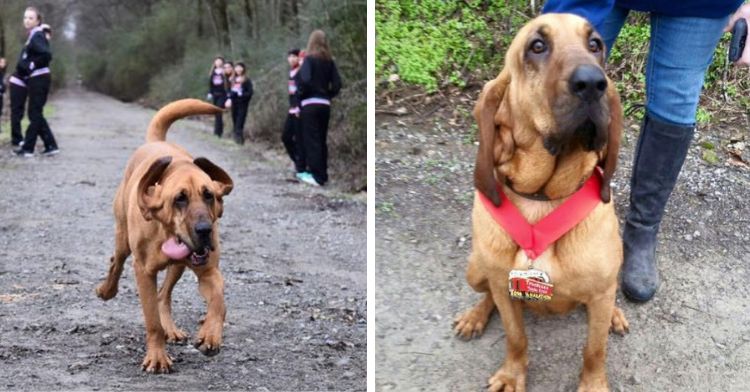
[508,267,554,302]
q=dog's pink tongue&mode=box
[161,237,191,260]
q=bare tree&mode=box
[206,0,232,53]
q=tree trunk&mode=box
[0,12,5,57]
[197,0,204,38]
[206,0,231,53]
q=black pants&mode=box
[9,82,27,146]
[212,93,226,137]
[282,113,306,172]
[21,74,57,153]
[231,100,249,144]
[0,93,3,132]
[301,104,330,185]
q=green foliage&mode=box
[376,0,527,91]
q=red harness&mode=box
[479,169,603,260]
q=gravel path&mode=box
[0,88,366,391]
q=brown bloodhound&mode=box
[95,99,233,373]
[453,14,629,391]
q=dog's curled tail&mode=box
[146,99,223,143]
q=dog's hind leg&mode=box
[453,253,496,340]
[159,264,188,343]
[95,222,130,300]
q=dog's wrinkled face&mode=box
[138,156,234,266]
[507,13,610,155]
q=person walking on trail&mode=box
[13,9,58,157]
[228,62,253,145]
[283,48,306,175]
[542,0,750,302]
[0,58,6,136]
[297,30,342,187]
[207,56,229,138]
[8,52,28,149]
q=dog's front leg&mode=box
[578,288,617,392]
[487,278,528,392]
[194,266,225,356]
[134,259,172,373]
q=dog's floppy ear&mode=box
[473,69,511,206]
[138,156,172,221]
[194,157,234,197]
[598,84,623,203]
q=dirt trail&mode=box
[375,113,750,391]
[0,88,366,391]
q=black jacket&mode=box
[209,70,228,96]
[288,67,301,109]
[298,56,341,101]
[15,28,52,78]
[0,70,5,94]
[229,77,253,105]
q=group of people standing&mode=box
[1,7,59,157]
[207,58,254,145]
[207,29,341,187]
[282,30,341,187]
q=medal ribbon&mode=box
[478,168,603,260]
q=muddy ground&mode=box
[0,88,366,391]
[375,98,750,391]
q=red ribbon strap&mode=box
[479,169,603,260]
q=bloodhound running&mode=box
[96,99,233,373]
[453,14,629,391]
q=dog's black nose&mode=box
[569,64,607,102]
[195,221,212,237]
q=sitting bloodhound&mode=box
[453,13,628,392]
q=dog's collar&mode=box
[479,168,603,260]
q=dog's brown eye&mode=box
[530,39,547,54]
[175,192,188,205]
[203,190,214,202]
[588,38,601,53]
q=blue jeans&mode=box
[598,6,728,126]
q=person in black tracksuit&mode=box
[297,30,341,186]
[228,62,253,145]
[207,56,229,137]
[14,11,57,157]
[282,48,305,173]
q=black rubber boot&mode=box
[622,114,695,303]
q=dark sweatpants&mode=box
[282,113,306,172]
[9,82,27,146]
[231,100,249,144]
[212,93,227,137]
[21,74,57,153]
[301,104,330,185]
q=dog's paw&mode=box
[193,321,222,357]
[487,360,527,392]
[165,327,189,344]
[453,309,489,340]
[609,306,629,336]
[95,283,117,301]
[141,348,173,374]
[578,375,609,392]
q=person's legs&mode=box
[9,83,27,146]
[23,75,57,153]
[233,102,248,145]
[301,105,323,184]
[621,13,728,302]
[282,113,300,170]
[292,114,306,172]
[212,94,225,137]
[303,105,330,186]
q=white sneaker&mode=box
[299,172,320,187]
